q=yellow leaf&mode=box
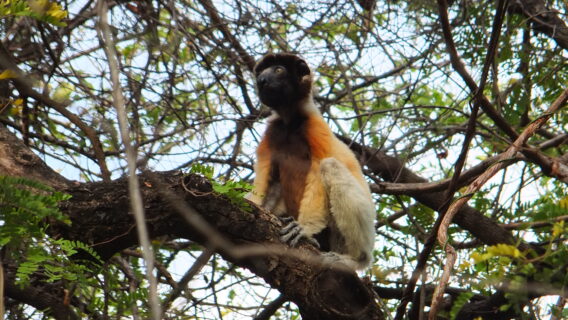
[28,0,67,21]
[458,260,471,271]
[370,266,390,281]
[52,82,74,102]
[487,244,522,258]
[10,105,22,116]
[13,98,23,106]
[28,0,49,15]
[552,221,565,238]
[0,69,18,79]
[470,252,485,264]
[559,197,568,210]
[47,2,67,19]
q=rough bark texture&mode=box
[0,125,70,189]
[4,274,81,320]
[509,0,568,51]
[50,171,384,320]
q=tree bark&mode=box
[50,171,384,320]
[0,125,70,189]
[508,0,568,51]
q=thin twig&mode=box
[0,43,111,181]
[432,85,568,318]
[197,0,256,71]
[162,248,214,314]
[394,3,510,316]
[253,294,288,320]
[429,0,509,318]
[95,1,161,319]
[501,215,568,230]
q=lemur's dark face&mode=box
[254,53,312,112]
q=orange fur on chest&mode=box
[305,115,333,160]
[256,136,271,160]
[253,113,335,215]
[257,114,333,162]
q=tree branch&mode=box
[4,267,82,320]
[197,0,256,71]
[0,43,111,181]
[95,0,161,318]
[1,120,562,320]
[508,0,568,51]
[49,171,384,320]
[437,0,568,183]
[0,124,70,189]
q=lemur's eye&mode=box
[274,66,284,73]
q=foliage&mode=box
[0,176,100,288]
[190,164,253,211]
[0,0,67,26]
[467,218,568,311]
[0,175,70,247]
[16,239,102,285]
[0,0,567,318]
[449,291,475,320]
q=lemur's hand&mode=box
[279,216,320,248]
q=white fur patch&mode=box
[320,158,376,269]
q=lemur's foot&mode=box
[279,216,320,248]
[320,252,357,271]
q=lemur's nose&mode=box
[257,74,267,88]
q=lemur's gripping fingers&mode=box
[279,216,295,224]
[279,218,320,248]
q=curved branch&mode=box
[438,0,568,184]
[1,120,561,320]
[0,121,384,318]
[343,137,530,250]
[0,43,111,181]
[5,268,82,320]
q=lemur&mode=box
[247,53,375,270]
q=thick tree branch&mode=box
[96,1,161,318]
[49,171,384,320]
[0,121,385,319]
[4,267,82,320]
[0,124,70,189]
[1,121,562,320]
[509,0,568,51]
